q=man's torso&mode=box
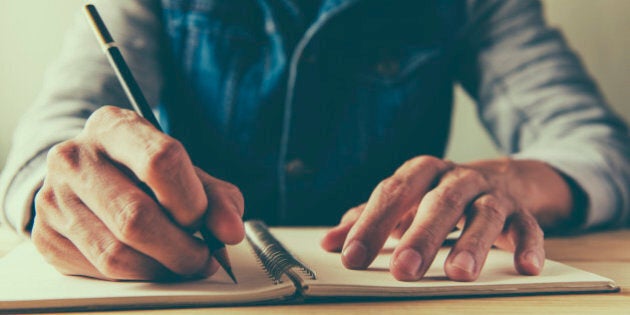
[159,0,466,224]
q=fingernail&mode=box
[395,248,423,277]
[342,240,368,268]
[525,251,543,270]
[452,251,476,274]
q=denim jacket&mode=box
[2,0,630,232]
[160,0,466,224]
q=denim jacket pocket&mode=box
[163,5,268,135]
[343,44,453,159]
[164,8,265,73]
[356,47,442,87]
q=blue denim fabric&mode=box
[159,0,466,225]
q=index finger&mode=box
[341,156,453,269]
[83,106,207,227]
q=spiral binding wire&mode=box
[248,239,284,285]
[245,221,317,285]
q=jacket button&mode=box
[376,59,400,77]
[285,159,312,178]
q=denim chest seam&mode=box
[276,0,362,221]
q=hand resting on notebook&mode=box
[31,107,245,281]
[321,156,578,282]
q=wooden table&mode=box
[1,228,628,314]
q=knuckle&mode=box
[411,155,440,167]
[401,155,443,174]
[518,213,545,240]
[464,168,486,183]
[348,204,364,215]
[142,138,186,179]
[521,215,539,231]
[34,187,57,213]
[84,106,126,132]
[412,225,443,249]
[115,197,152,243]
[474,197,507,225]
[226,183,245,214]
[378,176,407,202]
[223,182,243,199]
[459,234,485,252]
[530,220,545,240]
[448,167,474,182]
[474,195,499,210]
[47,140,82,172]
[341,205,364,223]
[430,187,465,211]
[96,241,128,279]
[59,202,87,234]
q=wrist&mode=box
[507,159,578,231]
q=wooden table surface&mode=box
[1,227,628,314]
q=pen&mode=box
[83,4,237,284]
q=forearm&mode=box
[0,0,164,235]
[459,0,630,230]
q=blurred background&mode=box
[0,0,628,170]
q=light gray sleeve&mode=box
[0,0,164,235]
[458,0,630,229]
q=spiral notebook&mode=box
[0,221,618,313]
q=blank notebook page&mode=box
[270,228,616,297]
[0,239,294,309]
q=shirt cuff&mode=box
[512,147,621,230]
[1,151,47,237]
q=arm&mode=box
[0,0,245,281]
[457,0,630,229]
[0,0,164,235]
[321,0,630,282]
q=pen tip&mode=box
[212,247,238,284]
[226,268,238,284]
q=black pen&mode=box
[83,4,237,284]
